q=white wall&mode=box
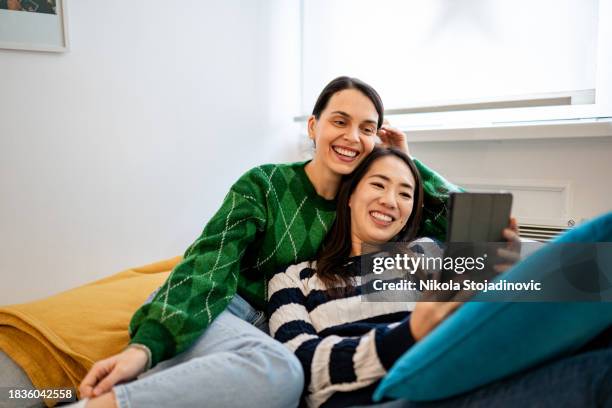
[410,137,612,227]
[0,0,302,305]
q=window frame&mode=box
[295,0,612,141]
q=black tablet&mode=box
[446,192,513,243]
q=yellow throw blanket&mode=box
[0,257,180,407]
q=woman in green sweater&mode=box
[74,77,459,408]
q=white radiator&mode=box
[518,223,570,242]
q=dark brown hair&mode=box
[312,76,384,129]
[314,147,424,294]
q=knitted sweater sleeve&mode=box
[128,168,268,367]
[413,158,463,241]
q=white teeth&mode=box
[333,146,357,158]
[371,211,393,222]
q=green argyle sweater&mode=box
[128,159,460,366]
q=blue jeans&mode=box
[355,344,612,408]
[113,294,304,408]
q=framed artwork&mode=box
[0,0,68,52]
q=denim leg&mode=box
[113,307,303,408]
[358,347,612,408]
[225,292,269,333]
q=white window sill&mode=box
[392,117,612,143]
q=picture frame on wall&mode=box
[0,0,68,52]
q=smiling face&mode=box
[308,88,379,176]
[348,155,416,249]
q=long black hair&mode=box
[314,147,424,293]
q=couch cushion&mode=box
[374,212,612,402]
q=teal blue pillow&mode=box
[374,212,612,402]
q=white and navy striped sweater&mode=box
[267,238,441,408]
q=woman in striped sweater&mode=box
[268,147,467,407]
